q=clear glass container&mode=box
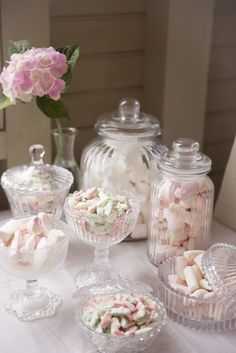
[1,144,73,217]
[64,189,139,289]
[148,138,214,265]
[75,278,167,353]
[0,215,70,321]
[52,127,79,192]
[157,242,236,331]
[80,98,167,241]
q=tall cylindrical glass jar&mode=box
[148,138,214,265]
[80,98,167,240]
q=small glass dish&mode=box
[75,282,167,353]
[157,255,236,331]
[0,216,70,321]
[64,189,139,289]
[1,144,73,217]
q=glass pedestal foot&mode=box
[5,287,61,321]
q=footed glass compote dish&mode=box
[0,213,70,321]
[64,187,139,290]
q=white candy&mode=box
[183,250,204,264]
[191,288,208,299]
[184,266,200,293]
[23,234,36,250]
[199,279,212,291]
[175,256,187,280]
[194,253,205,275]
[48,229,66,245]
[192,264,203,281]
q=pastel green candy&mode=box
[104,201,113,216]
[111,307,131,316]
[90,310,100,328]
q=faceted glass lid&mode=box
[159,137,211,175]
[202,243,236,301]
[96,98,161,138]
[1,144,73,193]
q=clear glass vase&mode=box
[52,127,79,192]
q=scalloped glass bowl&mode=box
[75,289,167,353]
[0,217,70,321]
[157,256,236,331]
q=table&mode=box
[0,210,236,353]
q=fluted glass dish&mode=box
[1,144,73,217]
[0,216,70,321]
[64,190,139,289]
[75,284,167,353]
[157,256,236,331]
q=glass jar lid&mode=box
[96,98,161,138]
[1,144,73,193]
[202,243,236,302]
[159,137,211,175]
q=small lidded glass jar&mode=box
[80,98,167,241]
[1,144,73,217]
[148,138,214,265]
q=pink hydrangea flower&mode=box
[0,47,67,104]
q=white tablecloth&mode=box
[0,210,236,353]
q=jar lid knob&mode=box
[118,98,140,122]
[29,144,45,165]
[172,138,200,155]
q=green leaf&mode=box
[36,95,70,119]
[56,45,79,86]
[0,96,12,110]
[8,40,31,57]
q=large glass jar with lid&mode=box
[79,98,167,240]
[148,138,214,265]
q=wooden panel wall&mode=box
[50,0,146,159]
[204,0,236,196]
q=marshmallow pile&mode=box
[82,293,160,336]
[81,142,161,239]
[0,213,66,266]
[68,187,132,234]
[149,177,213,263]
[168,250,215,299]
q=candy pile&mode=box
[81,143,161,239]
[0,213,66,266]
[68,187,132,234]
[82,293,160,336]
[168,250,215,299]
[149,177,213,263]
[17,167,59,192]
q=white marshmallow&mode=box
[183,250,204,265]
[23,234,36,250]
[194,253,205,275]
[192,264,203,281]
[48,229,66,245]
[184,266,200,293]
[175,256,187,280]
[199,279,212,291]
[191,288,208,299]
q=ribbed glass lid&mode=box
[159,137,211,175]
[1,144,73,192]
[96,98,161,138]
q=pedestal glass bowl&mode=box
[64,190,139,289]
[0,216,70,321]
